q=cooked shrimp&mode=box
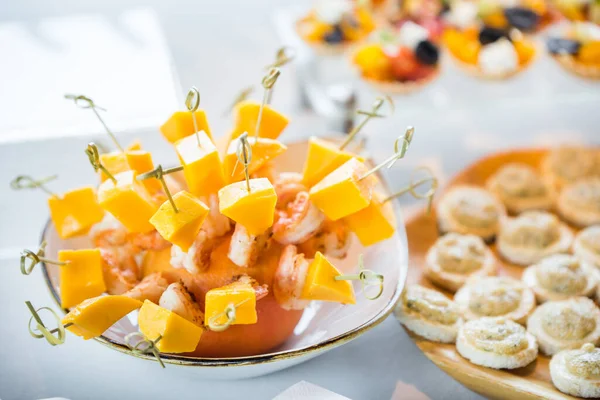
[273,245,311,310]
[159,282,204,326]
[228,223,272,268]
[235,274,269,301]
[251,160,277,182]
[201,193,232,238]
[298,219,352,259]
[171,230,222,274]
[274,172,307,208]
[100,248,139,294]
[91,215,169,252]
[273,192,325,245]
[124,272,169,304]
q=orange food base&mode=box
[142,238,304,358]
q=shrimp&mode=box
[234,274,269,301]
[274,172,307,208]
[100,248,139,294]
[159,282,204,327]
[251,160,277,182]
[124,272,169,303]
[298,219,352,259]
[273,245,311,310]
[151,175,184,205]
[91,215,169,252]
[170,194,232,274]
[273,192,325,245]
[228,223,272,268]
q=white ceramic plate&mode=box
[39,140,408,379]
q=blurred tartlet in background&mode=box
[547,21,600,79]
[352,21,441,93]
[551,0,600,22]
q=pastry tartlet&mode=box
[574,225,600,267]
[486,162,555,214]
[395,284,464,343]
[497,211,573,266]
[454,276,536,325]
[522,254,598,302]
[557,177,600,227]
[547,22,600,80]
[437,185,506,242]
[456,317,538,369]
[352,22,441,94]
[542,146,598,189]
[296,0,376,55]
[425,233,497,292]
[527,297,600,356]
[550,343,600,398]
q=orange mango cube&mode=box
[218,178,277,235]
[59,249,106,309]
[138,300,204,353]
[175,131,226,197]
[309,158,373,221]
[205,280,257,326]
[48,186,105,239]
[97,170,158,233]
[301,252,356,304]
[223,137,287,183]
[125,150,162,194]
[99,151,130,182]
[62,295,142,339]
[344,192,396,246]
[302,136,363,187]
[160,110,213,144]
[149,191,209,252]
[231,101,288,140]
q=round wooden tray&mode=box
[403,148,581,400]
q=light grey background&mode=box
[1,0,599,399]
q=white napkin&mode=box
[273,381,352,400]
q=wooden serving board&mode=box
[403,148,581,400]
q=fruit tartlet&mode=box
[353,21,441,93]
[296,0,376,55]
[547,21,600,79]
[476,0,559,33]
[384,0,446,40]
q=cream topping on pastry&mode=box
[463,318,529,355]
[565,343,600,378]
[580,228,600,254]
[561,178,600,215]
[478,39,519,76]
[535,256,588,294]
[500,212,561,248]
[550,343,600,398]
[491,163,547,198]
[403,285,460,325]
[468,279,522,316]
[544,146,596,185]
[436,234,486,273]
[543,306,597,341]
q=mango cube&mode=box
[301,252,356,304]
[149,191,209,252]
[138,300,203,353]
[231,101,288,140]
[302,136,363,187]
[48,186,105,239]
[160,110,213,144]
[218,178,277,235]
[97,170,158,233]
[309,158,373,221]
[125,150,162,194]
[126,140,143,151]
[62,295,143,339]
[205,280,257,326]
[223,137,287,182]
[99,151,130,182]
[344,192,396,246]
[59,249,106,309]
[175,131,226,197]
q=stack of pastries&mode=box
[396,145,600,398]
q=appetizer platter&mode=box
[398,146,600,399]
[12,59,437,378]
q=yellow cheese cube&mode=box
[99,151,130,182]
[309,158,373,221]
[149,191,209,252]
[160,110,213,144]
[223,137,287,182]
[125,150,162,194]
[59,249,106,309]
[62,295,142,339]
[175,131,226,197]
[302,136,364,187]
[48,186,105,239]
[126,140,142,151]
[218,178,277,235]
[344,192,396,246]
[97,170,158,233]
[138,300,203,353]
[231,101,288,140]
[301,252,356,304]
[205,280,257,326]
